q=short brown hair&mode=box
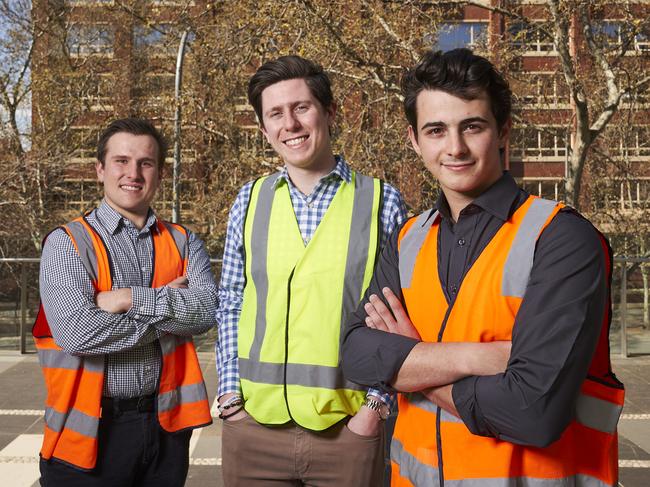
[97,118,168,170]
[247,55,333,126]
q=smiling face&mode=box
[260,78,336,173]
[408,89,510,216]
[96,132,161,228]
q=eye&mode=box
[425,126,444,136]
[464,123,483,133]
[268,110,282,119]
[295,104,308,113]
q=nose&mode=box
[126,161,142,179]
[446,130,469,158]
[283,111,300,131]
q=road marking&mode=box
[620,413,650,420]
[0,410,43,416]
[190,458,222,466]
[0,434,41,486]
[619,460,650,468]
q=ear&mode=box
[407,125,422,157]
[326,101,337,125]
[260,122,271,144]
[96,160,105,183]
[498,117,512,149]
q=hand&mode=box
[164,276,188,289]
[223,408,249,422]
[217,393,249,422]
[364,287,421,340]
[347,405,381,437]
[96,288,132,314]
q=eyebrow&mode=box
[264,100,312,115]
[420,116,490,131]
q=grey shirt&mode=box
[39,201,218,398]
[342,172,616,447]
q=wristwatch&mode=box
[363,396,390,421]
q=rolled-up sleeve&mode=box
[342,225,419,393]
[452,210,608,447]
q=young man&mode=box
[342,49,624,486]
[35,118,217,486]
[216,55,407,486]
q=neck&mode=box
[104,200,149,230]
[445,193,474,223]
[285,155,337,196]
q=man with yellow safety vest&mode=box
[342,48,624,487]
[34,118,217,486]
[215,55,407,486]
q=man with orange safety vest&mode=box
[342,48,624,487]
[34,118,217,486]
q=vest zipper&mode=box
[282,268,296,423]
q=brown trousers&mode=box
[221,414,385,487]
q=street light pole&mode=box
[172,29,190,224]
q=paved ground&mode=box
[0,351,648,486]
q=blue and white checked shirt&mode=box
[40,201,218,398]
[216,156,407,406]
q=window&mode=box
[509,21,554,53]
[521,178,564,200]
[595,21,650,52]
[612,126,650,159]
[133,72,175,99]
[510,126,568,159]
[134,24,176,55]
[434,22,488,51]
[67,25,114,56]
[515,73,569,107]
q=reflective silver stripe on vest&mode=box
[239,358,366,391]
[159,335,192,356]
[399,210,439,289]
[393,436,612,487]
[37,348,104,373]
[158,381,209,413]
[63,220,98,282]
[575,392,622,434]
[340,173,375,337]
[391,437,439,487]
[45,406,99,438]
[248,174,282,362]
[405,392,464,423]
[162,222,188,261]
[444,474,612,487]
[502,198,558,298]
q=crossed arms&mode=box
[40,225,218,356]
[341,210,607,447]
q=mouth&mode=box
[442,161,475,171]
[120,184,143,192]
[283,135,309,147]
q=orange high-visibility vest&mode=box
[391,196,624,487]
[33,215,212,471]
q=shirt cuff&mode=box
[129,286,157,319]
[374,336,419,393]
[452,375,489,436]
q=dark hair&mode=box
[97,118,168,170]
[402,48,512,133]
[247,55,333,126]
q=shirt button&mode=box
[141,266,146,272]
[134,314,140,319]
[458,238,466,246]
[451,285,458,294]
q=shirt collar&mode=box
[436,171,520,222]
[273,155,351,189]
[96,199,157,235]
